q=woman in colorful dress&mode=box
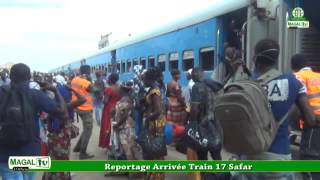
[143,68,167,180]
[99,73,121,149]
[108,81,142,178]
[167,69,187,126]
[43,84,85,180]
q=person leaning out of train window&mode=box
[224,19,241,50]
[291,54,320,180]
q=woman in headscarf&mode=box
[143,68,166,180]
[111,81,143,178]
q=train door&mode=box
[111,50,117,73]
[245,0,298,72]
[212,7,248,82]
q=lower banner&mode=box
[7,157,320,172]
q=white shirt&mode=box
[188,80,195,92]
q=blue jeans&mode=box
[0,163,36,180]
[93,99,103,126]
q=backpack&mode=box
[0,85,36,148]
[182,79,223,152]
[201,79,223,122]
[214,69,288,155]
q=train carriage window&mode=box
[148,56,155,68]
[158,54,166,72]
[109,64,113,73]
[200,47,214,71]
[169,52,178,71]
[127,60,132,72]
[133,59,138,67]
[104,63,108,73]
[140,58,146,69]
[183,50,194,71]
[121,61,125,73]
[117,63,120,73]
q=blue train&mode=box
[52,0,320,86]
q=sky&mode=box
[0,0,216,72]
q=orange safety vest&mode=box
[71,76,93,111]
[295,68,320,117]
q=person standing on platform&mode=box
[99,73,121,150]
[71,65,95,159]
[0,63,61,180]
[167,69,187,126]
[291,54,320,180]
[235,39,315,180]
[143,68,167,180]
[93,71,105,126]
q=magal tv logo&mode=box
[287,7,309,28]
[8,156,51,171]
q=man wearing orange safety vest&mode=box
[291,54,320,180]
[71,65,95,159]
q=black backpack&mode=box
[0,85,36,148]
[181,80,223,152]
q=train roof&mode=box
[56,0,250,71]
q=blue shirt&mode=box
[0,82,58,162]
[264,73,306,154]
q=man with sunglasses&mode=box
[236,39,315,180]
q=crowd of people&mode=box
[1,38,320,180]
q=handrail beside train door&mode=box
[241,21,248,62]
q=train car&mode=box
[52,0,320,86]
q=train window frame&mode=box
[105,63,108,73]
[140,57,146,69]
[116,62,121,73]
[148,56,155,68]
[121,60,126,73]
[169,52,179,71]
[127,59,132,72]
[133,58,139,67]
[182,50,194,71]
[107,64,112,73]
[158,54,166,72]
[200,47,215,71]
